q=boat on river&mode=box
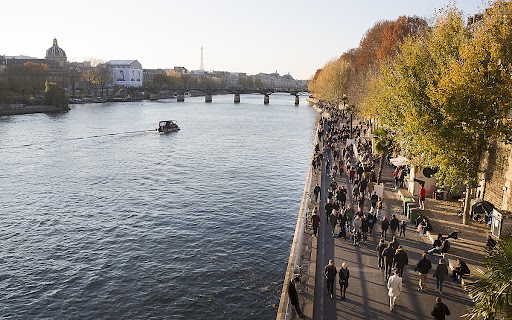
[157,120,180,133]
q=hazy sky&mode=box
[2,0,488,79]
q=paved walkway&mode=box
[298,129,490,319]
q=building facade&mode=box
[106,60,143,87]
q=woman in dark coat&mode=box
[338,262,350,299]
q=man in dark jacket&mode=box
[376,238,386,269]
[313,183,321,202]
[367,212,375,235]
[288,276,305,318]
[389,215,400,238]
[390,236,400,251]
[381,216,390,240]
[325,199,333,222]
[415,253,432,291]
[337,186,347,208]
[431,297,450,320]
[382,243,396,280]
[452,259,470,281]
[312,208,320,237]
[393,246,408,277]
[325,260,337,299]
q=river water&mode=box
[0,93,316,319]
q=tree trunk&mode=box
[462,183,472,225]
[377,151,385,185]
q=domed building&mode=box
[45,38,67,67]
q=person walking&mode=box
[312,207,320,237]
[338,262,350,300]
[399,220,407,238]
[381,216,390,240]
[325,199,333,222]
[367,180,375,199]
[349,167,355,183]
[329,211,338,237]
[288,275,305,318]
[370,191,379,210]
[376,199,383,218]
[433,258,449,295]
[431,297,451,320]
[313,182,321,202]
[367,211,375,235]
[338,185,347,208]
[339,210,348,237]
[325,260,337,299]
[361,214,369,242]
[393,246,408,277]
[352,185,360,204]
[387,269,403,311]
[390,236,400,251]
[389,215,400,238]
[383,243,396,280]
[419,184,427,210]
[415,253,432,291]
[376,238,386,269]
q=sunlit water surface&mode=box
[0,94,316,319]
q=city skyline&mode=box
[3,0,487,80]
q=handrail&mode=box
[276,122,320,320]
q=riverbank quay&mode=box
[276,117,323,320]
[0,104,69,116]
[295,104,490,319]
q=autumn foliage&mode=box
[309,15,427,107]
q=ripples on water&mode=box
[0,94,316,319]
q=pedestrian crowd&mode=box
[289,105,457,319]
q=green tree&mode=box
[464,228,512,319]
[44,81,69,109]
[365,5,512,223]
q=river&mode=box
[0,93,316,319]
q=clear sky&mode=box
[2,0,488,80]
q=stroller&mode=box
[352,229,362,246]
